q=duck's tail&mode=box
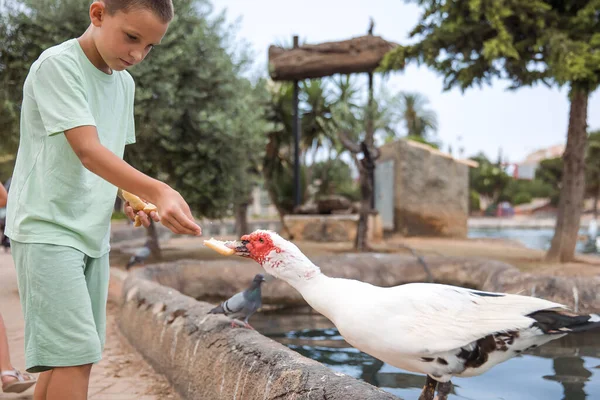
[528,308,600,334]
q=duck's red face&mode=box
[231,231,281,264]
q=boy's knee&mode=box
[52,364,93,376]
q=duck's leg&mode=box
[434,380,452,400]
[418,375,438,400]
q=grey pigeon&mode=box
[208,274,266,329]
[126,240,152,270]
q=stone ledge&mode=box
[117,267,399,400]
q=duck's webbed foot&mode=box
[418,375,438,400]
[434,380,452,400]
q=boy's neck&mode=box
[78,26,112,75]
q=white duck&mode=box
[224,230,600,400]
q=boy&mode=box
[4,1,201,399]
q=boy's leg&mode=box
[11,241,104,397]
[46,365,92,400]
[33,370,52,400]
[37,251,110,400]
[0,313,12,373]
[42,250,109,400]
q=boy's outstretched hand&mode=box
[153,187,202,236]
[123,187,201,236]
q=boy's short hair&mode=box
[103,0,174,23]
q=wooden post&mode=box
[292,35,301,208]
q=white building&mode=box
[515,144,565,180]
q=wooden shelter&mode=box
[268,35,398,81]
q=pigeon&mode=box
[208,273,266,329]
[223,230,600,400]
[125,240,152,270]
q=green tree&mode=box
[469,189,481,213]
[0,0,90,154]
[311,159,360,201]
[500,178,556,205]
[381,0,600,262]
[468,153,511,203]
[396,92,438,140]
[535,157,563,206]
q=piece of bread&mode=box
[203,238,235,256]
[120,190,159,227]
[143,203,158,213]
[121,190,147,211]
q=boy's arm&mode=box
[64,125,201,236]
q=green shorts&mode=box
[11,240,110,373]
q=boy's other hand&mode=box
[155,187,202,236]
[124,201,159,228]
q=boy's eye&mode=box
[126,33,137,41]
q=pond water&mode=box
[468,228,599,255]
[253,311,600,400]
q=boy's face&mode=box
[91,3,169,72]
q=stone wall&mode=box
[378,140,472,238]
[283,214,383,242]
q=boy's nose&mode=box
[130,50,143,63]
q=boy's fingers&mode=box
[175,213,202,236]
[124,203,136,220]
[150,211,160,222]
[162,219,196,236]
[172,217,199,236]
[165,212,199,236]
[138,212,150,227]
[161,219,178,235]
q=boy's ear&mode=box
[89,1,107,27]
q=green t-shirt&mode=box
[5,38,136,257]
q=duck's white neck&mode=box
[265,249,344,321]
[286,272,340,322]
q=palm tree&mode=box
[330,77,403,149]
[395,92,438,140]
[300,79,335,177]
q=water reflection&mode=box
[544,357,590,400]
[254,310,600,399]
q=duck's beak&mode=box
[225,240,250,257]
